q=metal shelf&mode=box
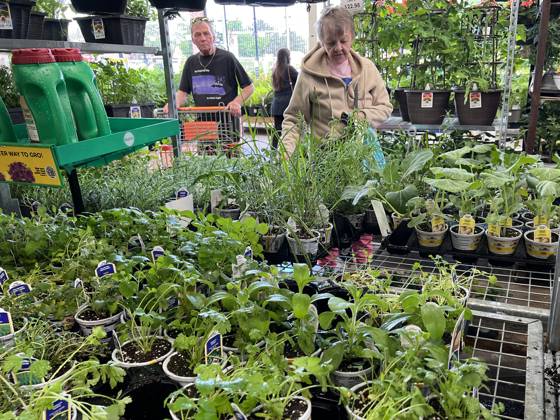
[378,116,520,135]
[0,38,160,55]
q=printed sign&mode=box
[340,0,364,14]
[0,308,14,337]
[458,214,476,235]
[151,246,165,262]
[0,145,62,187]
[43,399,71,420]
[448,311,466,368]
[91,17,105,40]
[204,331,223,364]
[176,188,189,199]
[95,260,116,278]
[0,3,12,30]
[469,91,482,109]
[0,268,8,286]
[8,281,32,297]
[130,105,142,119]
[210,189,223,213]
[421,92,434,109]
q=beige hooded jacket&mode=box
[281,43,392,155]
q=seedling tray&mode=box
[382,224,555,270]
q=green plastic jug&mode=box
[11,48,78,146]
[52,48,111,140]
[0,97,17,143]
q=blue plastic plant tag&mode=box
[151,246,165,263]
[43,398,71,420]
[8,281,32,297]
[176,188,189,199]
[204,331,223,364]
[364,127,385,169]
[0,309,14,336]
[95,261,116,278]
[0,268,8,286]
[13,356,43,385]
[244,246,253,259]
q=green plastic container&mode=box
[0,97,17,143]
[52,48,111,141]
[11,48,78,146]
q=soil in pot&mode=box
[77,308,113,322]
[166,352,195,378]
[248,398,309,420]
[118,338,172,364]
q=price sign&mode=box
[340,0,364,14]
[0,145,62,187]
[421,92,434,109]
[91,17,105,39]
[0,3,13,30]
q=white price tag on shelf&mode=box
[421,92,433,109]
[341,0,364,14]
[0,3,13,30]
[91,17,105,40]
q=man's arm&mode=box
[226,84,254,117]
[163,90,188,114]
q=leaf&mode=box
[471,144,494,154]
[530,167,560,181]
[319,311,336,330]
[421,302,446,340]
[400,292,420,313]
[385,185,418,214]
[327,297,352,314]
[429,167,474,181]
[402,150,433,178]
[440,146,472,163]
[480,171,513,189]
[424,178,471,193]
[292,293,311,319]
[320,342,344,371]
[537,180,560,197]
[293,263,311,293]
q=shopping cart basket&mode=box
[154,106,242,155]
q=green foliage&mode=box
[126,0,157,19]
[0,66,19,108]
[34,0,67,18]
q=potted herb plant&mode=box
[408,198,449,249]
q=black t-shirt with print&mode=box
[179,48,252,107]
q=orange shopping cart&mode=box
[155,106,242,155]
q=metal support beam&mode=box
[252,7,260,76]
[547,243,560,350]
[67,169,85,215]
[308,3,318,50]
[526,0,552,155]
[158,9,179,157]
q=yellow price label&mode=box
[431,215,446,232]
[0,145,61,187]
[458,214,476,235]
[534,225,552,243]
[501,217,513,228]
[487,224,501,237]
[534,216,548,227]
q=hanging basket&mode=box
[148,0,207,10]
[453,89,501,126]
[393,87,410,121]
[76,15,147,46]
[42,18,69,41]
[26,10,45,39]
[405,89,450,125]
[0,0,35,39]
[246,0,297,6]
[70,0,127,14]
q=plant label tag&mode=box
[167,296,179,309]
[340,0,364,14]
[152,246,165,262]
[0,308,14,337]
[130,105,141,119]
[204,331,223,364]
[0,3,13,30]
[176,188,189,199]
[59,203,73,214]
[534,215,548,227]
[431,215,445,233]
[0,268,8,286]
[458,214,476,235]
[8,281,32,296]
[421,92,433,109]
[231,404,248,420]
[112,330,123,353]
[74,278,83,288]
[502,217,513,228]
[447,311,465,368]
[13,356,43,385]
[210,190,223,213]
[451,270,458,284]
[371,200,392,237]
[535,225,552,243]
[95,261,116,278]
[244,246,253,259]
[128,235,146,253]
[487,224,501,237]
[91,17,105,39]
[469,92,482,109]
[43,399,71,420]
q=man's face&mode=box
[321,27,353,65]
[192,22,215,55]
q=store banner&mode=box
[0,145,62,187]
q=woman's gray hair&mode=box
[316,6,355,42]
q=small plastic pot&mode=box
[111,336,173,368]
[450,224,484,251]
[260,227,286,253]
[344,381,371,420]
[318,222,334,245]
[331,364,374,389]
[0,319,26,348]
[486,227,522,256]
[162,352,196,386]
[286,230,320,256]
[415,224,448,248]
[250,396,312,420]
[524,230,559,259]
[74,305,123,338]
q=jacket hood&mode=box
[301,43,364,79]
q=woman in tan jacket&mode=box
[281,6,392,155]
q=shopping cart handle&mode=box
[178,106,228,112]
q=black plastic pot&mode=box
[105,103,155,118]
[405,90,450,125]
[8,107,24,124]
[149,0,207,10]
[42,18,69,41]
[243,105,261,117]
[453,89,501,126]
[215,0,246,3]
[76,15,147,46]
[0,0,35,39]
[394,87,410,121]
[71,0,127,14]
[246,0,296,5]
[26,10,45,39]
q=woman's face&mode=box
[321,26,353,65]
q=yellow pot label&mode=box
[487,224,501,237]
[431,216,445,233]
[534,216,548,227]
[534,225,552,243]
[458,214,475,235]
[501,218,513,228]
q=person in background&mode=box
[271,48,298,149]
[281,6,392,156]
[163,17,254,134]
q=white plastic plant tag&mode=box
[74,278,83,288]
[244,246,253,259]
[43,398,71,420]
[421,92,433,109]
[0,308,14,337]
[166,195,193,212]
[232,255,247,279]
[0,3,13,30]
[231,404,248,420]
[151,246,165,262]
[59,203,73,214]
[210,189,223,213]
[95,260,116,278]
[129,105,141,119]
[371,200,392,237]
[204,331,223,364]
[0,267,8,286]
[447,311,465,369]
[8,281,31,297]
[128,234,146,253]
[451,270,458,284]
[469,91,482,109]
[287,217,297,233]
[112,330,123,354]
[175,187,189,199]
[91,17,105,39]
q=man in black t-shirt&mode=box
[164,17,254,118]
